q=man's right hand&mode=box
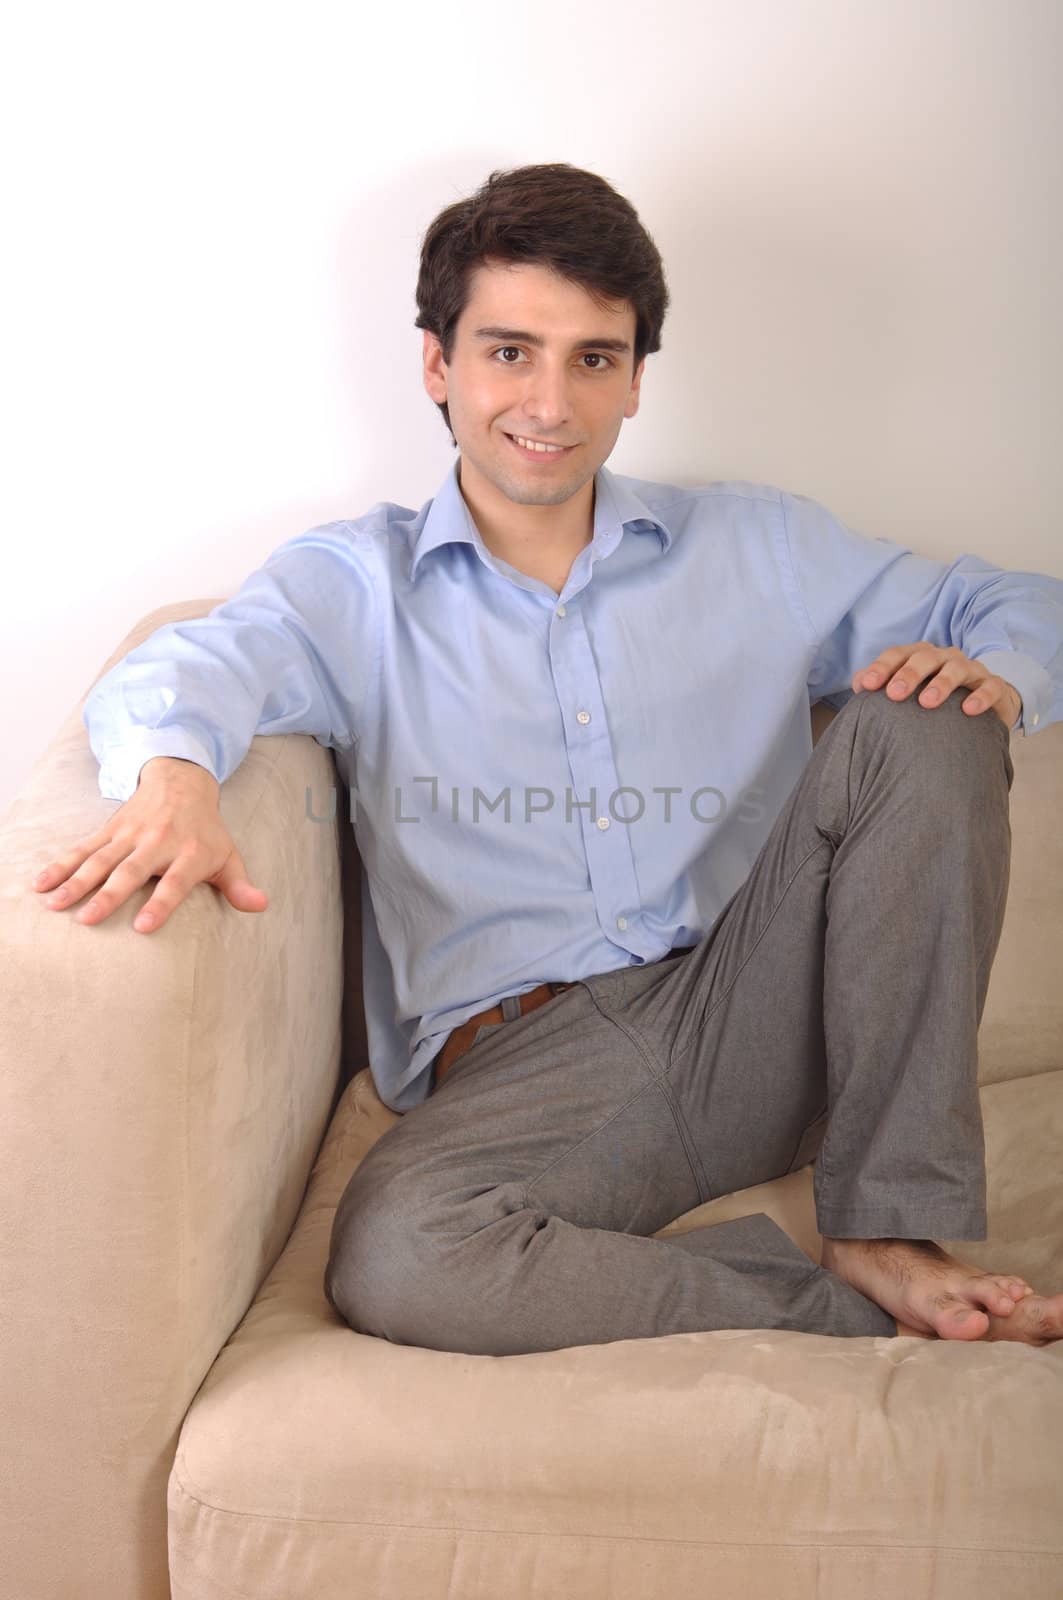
[29,756,269,934]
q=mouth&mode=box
[504,432,577,462]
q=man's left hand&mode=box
[852,642,1022,729]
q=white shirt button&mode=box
[576,710,591,725]
[616,916,628,930]
[596,816,610,830]
[556,604,567,617]
[1032,713,1040,726]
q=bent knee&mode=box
[324,1168,535,1353]
[324,1168,422,1339]
[848,677,1012,785]
[852,675,1005,741]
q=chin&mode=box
[502,465,591,506]
[505,481,582,506]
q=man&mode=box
[37,163,1063,1353]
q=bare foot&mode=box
[820,1236,1063,1345]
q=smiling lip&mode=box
[505,432,576,459]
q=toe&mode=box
[985,1276,1022,1314]
[938,1299,990,1340]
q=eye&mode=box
[490,347,614,370]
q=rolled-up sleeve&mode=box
[780,490,1063,737]
[82,522,380,801]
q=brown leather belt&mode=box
[433,980,578,1088]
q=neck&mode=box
[456,456,595,587]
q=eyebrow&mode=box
[471,325,632,354]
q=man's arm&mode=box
[779,489,1063,738]
[82,521,379,800]
[34,521,379,934]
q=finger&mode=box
[70,842,178,925]
[31,831,118,893]
[134,853,269,933]
[207,849,269,913]
[851,647,915,693]
[852,643,942,695]
[128,859,208,932]
[915,664,967,706]
[881,651,951,700]
[41,841,136,912]
[856,659,923,697]
[961,680,1011,718]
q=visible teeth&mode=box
[513,435,564,453]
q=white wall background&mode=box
[4,0,1061,817]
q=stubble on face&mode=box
[437,260,642,517]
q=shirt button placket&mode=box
[550,591,643,962]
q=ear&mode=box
[422,329,448,405]
[624,356,645,421]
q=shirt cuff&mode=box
[970,649,1052,737]
[95,731,220,802]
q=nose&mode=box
[517,359,573,432]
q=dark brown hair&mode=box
[414,163,670,443]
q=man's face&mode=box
[422,259,644,509]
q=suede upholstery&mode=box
[1,599,1061,1600]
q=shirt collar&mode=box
[409,457,674,584]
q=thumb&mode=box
[213,852,269,912]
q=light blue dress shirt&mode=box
[84,462,1063,1111]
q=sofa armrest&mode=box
[0,601,347,1600]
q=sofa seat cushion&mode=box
[168,1067,1063,1600]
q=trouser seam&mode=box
[519,1077,661,1210]
[520,1008,710,1210]
[678,837,830,1056]
[589,988,713,1205]
[655,1074,713,1206]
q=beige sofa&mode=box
[2,597,1062,1600]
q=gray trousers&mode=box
[325,683,1015,1354]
